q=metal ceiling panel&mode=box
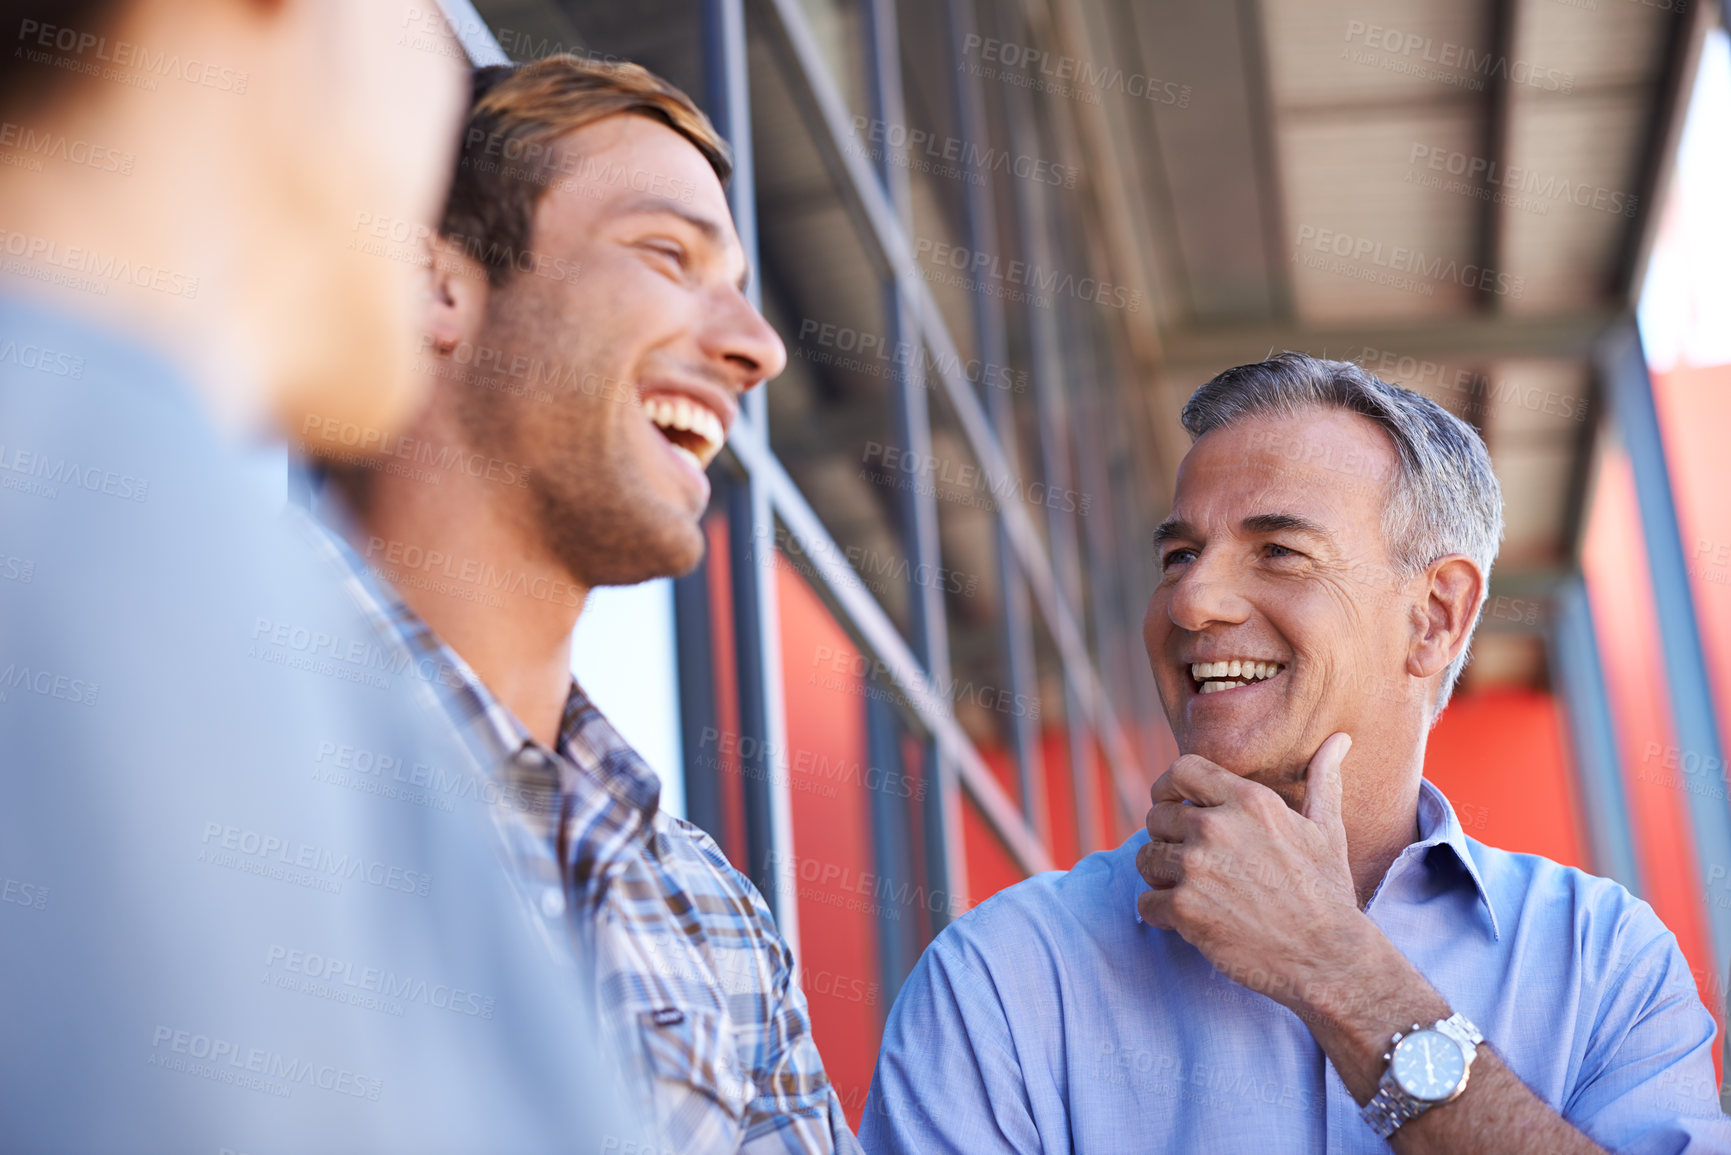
[1499,89,1651,312]
[1124,0,1280,322]
[1513,0,1673,92]
[1493,439,1578,565]
[1280,109,1485,323]
[1261,0,1492,109]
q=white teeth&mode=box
[1189,660,1283,686]
[668,442,703,472]
[645,395,726,456]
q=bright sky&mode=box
[1639,28,1731,372]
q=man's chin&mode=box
[577,519,705,587]
[1181,729,1282,780]
[660,528,707,580]
[1178,722,1240,763]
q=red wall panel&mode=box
[1655,365,1731,815]
[1582,447,1714,1018]
[1424,688,1585,868]
[775,558,883,1128]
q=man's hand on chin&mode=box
[1134,732,1394,1015]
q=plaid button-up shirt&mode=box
[301,506,860,1155]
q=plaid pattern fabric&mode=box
[298,505,860,1154]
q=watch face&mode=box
[1391,1030,1466,1102]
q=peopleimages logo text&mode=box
[1292,226,1524,299]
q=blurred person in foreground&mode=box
[0,1,628,1150]
[862,353,1731,1154]
[305,54,862,1153]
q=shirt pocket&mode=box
[637,1005,756,1142]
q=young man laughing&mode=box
[310,57,861,1153]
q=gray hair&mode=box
[1179,351,1505,715]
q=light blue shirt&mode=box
[862,780,1730,1153]
[0,297,632,1151]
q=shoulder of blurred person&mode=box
[0,298,636,1150]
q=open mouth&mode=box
[1189,659,1285,695]
[643,393,726,472]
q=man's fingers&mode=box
[1149,754,1242,807]
[1136,838,1181,889]
[1143,799,1194,845]
[1300,731,1352,828]
[1136,886,1175,931]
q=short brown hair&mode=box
[441,56,731,287]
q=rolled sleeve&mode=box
[1565,904,1731,1153]
[736,873,863,1155]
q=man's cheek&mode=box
[1142,594,1169,665]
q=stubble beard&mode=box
[530,455,705,589]
[464,303,707,591]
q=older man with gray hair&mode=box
[861,353,1728,1154]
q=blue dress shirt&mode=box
[862,780,1730,1153]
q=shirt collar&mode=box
[1126,778,1502,941]
[558,684,663,821]
[1409,778,1501,940]
[295,477,660,828]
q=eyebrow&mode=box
[1152,517,1196,547]
[1152,513,1338,548]
[1241,513,1336,544]
[614,194,753,293]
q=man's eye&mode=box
[641,242,687,268]
[1161,547,1196,568]
[1267,543,1299,558]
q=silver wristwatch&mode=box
[1360,1012,1484,1139]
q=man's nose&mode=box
[1166,558,1251,633]
[702,285,787,395]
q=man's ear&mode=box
[423,238,490,354]
[1406,555,1484,680]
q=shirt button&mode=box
[540,887,566,919]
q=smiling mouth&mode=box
[643,394,726,471]
[1189,659,1285,695]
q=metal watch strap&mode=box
[1359,1014,1484,1140]
[1435,1012,1484,1052]
[1363,1071,1428,1140]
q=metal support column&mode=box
[704,0,800,948]
[1603,321,1731,999]
[673,556,724,842]
[1008,83,1090,853]
[945,0,1047,841]
[1549,576,1643,894]
[865,692,916,1010]
[864,0,958,943]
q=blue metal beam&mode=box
[703,0,800,946]
[945,0,1047,846]
[1603,321,1731,1000]
[1549,576,1643,895]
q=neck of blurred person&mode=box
[0,0,464,442]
